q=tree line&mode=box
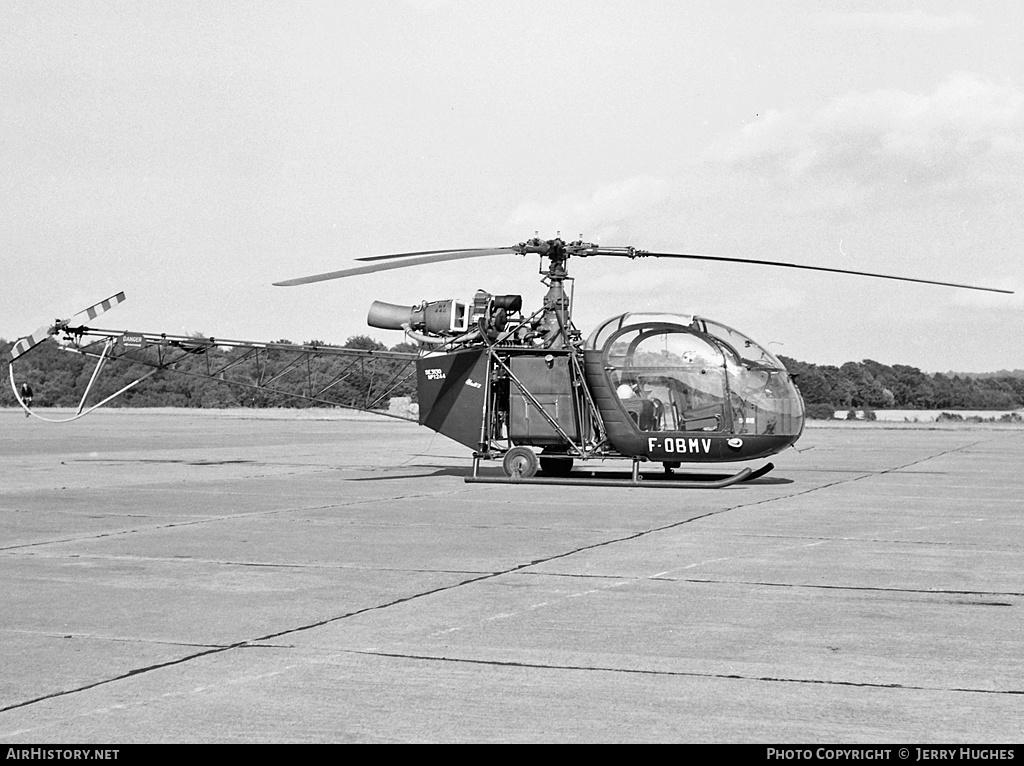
[778,356,1024,417]
[3,336,1022,416]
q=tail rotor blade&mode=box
[9,291,127,361]
[68,291,127,324]
[10,322,57,361]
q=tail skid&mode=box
[9,292,143,421]
[9,339,158,423]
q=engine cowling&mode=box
[367,290,522,338]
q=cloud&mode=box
[504,175,675,242]
[704,73,1024,193]
[816,10,979,32]
[401,0,456,10]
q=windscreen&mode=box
[698,319,804,436]
[603,320,804,436]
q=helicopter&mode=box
[271,236,1013,487]
[8,236,1013,488]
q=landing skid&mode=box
[465,461,774,488]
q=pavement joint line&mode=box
[0,644,244,714]
[505,569,1024,598]
[710,436,994,517]
[0,501,751,713]
[481,439,1015,596]
[20,438,980,667]
[643,577,1024,598]
[0,550,496,575]
[0,490,472,553]
[344,649,1024,696]
[0,434,1008,718]
[506,570,1023,599]
[0,568,504,714]
[750,535,1022,551]
[780,468,949,475]
[1,629,229,649]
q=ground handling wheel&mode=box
[503,446,539,479]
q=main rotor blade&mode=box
[356,247,505,263]
[629,251,1014,294]
[273,248,516,286]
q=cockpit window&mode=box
[585,312,695,352]
[607,327,723,369]
[698,319,787,371]
[602,322,803,436]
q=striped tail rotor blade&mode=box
[10,323,57,361]
[68,291,127,324]
[9,292,126,361]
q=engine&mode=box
[367,290,523,341]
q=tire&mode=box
[503,446,539,479]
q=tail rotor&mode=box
[9,292,126,361]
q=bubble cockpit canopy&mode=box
[585,313,804,437]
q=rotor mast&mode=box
[514,237,644,348]
[515,237,580,348]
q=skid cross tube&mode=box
[466,466,758,488]
[466,462,773,488]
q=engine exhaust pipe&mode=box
[367,299,469,335]
[367,301,422,331]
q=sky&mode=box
[2,0,1022,373]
